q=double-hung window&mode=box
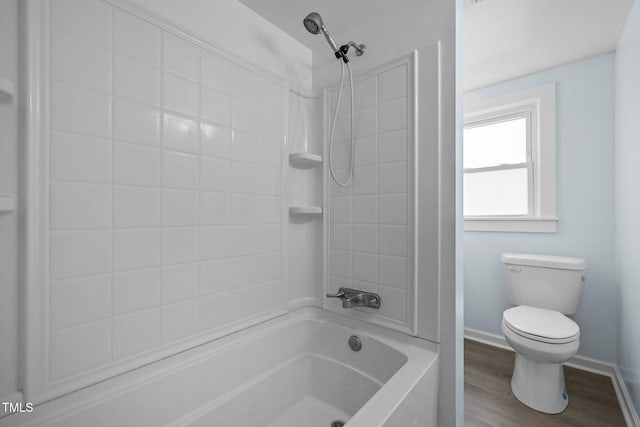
[463,82,557,232]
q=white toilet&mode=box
[501,253,587,414]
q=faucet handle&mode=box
[326,290,346,299]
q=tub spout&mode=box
[326,287,381,309]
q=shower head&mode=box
[303,12,340,59]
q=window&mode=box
[463,82,557,232]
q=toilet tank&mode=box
[502,253,587,314]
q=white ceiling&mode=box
[237,0,635,91]
[464,0,635,90]
[236,0,397,50]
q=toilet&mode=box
[501,253,587,414]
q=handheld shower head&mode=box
[303,12,340,59]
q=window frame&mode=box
[463,82,557,233]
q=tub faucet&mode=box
[326,287,381,309]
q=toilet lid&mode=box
[503,306,580,344]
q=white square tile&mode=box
[161,263,199,303]
[354,107,377,139]
[162,151,199,189]
[378,256,407,289]
[354,76,377,110]
[232,131,261,163]
[259,252,281,282]
[113,142,160,187]
[330,172,352,197]
[353,252,377,283]
[200,191,231,225]
[378,225,407,256]
[200,157,231,192]
[232,98,259,133]
[50,275,111,330]
[352,196,377,224]
[378,98,406,133]
[163,113,199,154]
[162,189,198,226]
[258,166,280,196]
[114,54,161,107]
[114,10,161,67]
[354,136,377,167]
[378,162,407,193]
[201,87,232,125]
[378,194,407,224]
[199,293,230,331]
[253,75,281,109]
[113,309,161,359]
[331,112,351,143]
[259,106,282,138]
[199,259,231,295]
[259,225,281,252]
[201,123,232,158]
[352,166,378,195]
[233,66,257,102]
[259,280,282,312]
[162,299,199,343]
[352,225,377,253]
[378,65,407,103]
[113,98,161,146]
[162,227,198,265]
[50,131,111,183]
[51,30,111,93]
[50,230,111,280]
[232,162,260,194]
[259,136,282,168]
[163,33,200,82]
[377,285,406,321]
[113,228,161,272]
[328,141,351,170]
[378,130,407,163]
[330,250,351,279]
[330,197,351,224]
[230,285,263,321]
[50,320,111,379]
[51,81,111,138]
[231,225,260,256]
[199,226,231,260]
[231,255,259,288]
[50,0,111,48]
[113,268,161,315]
[164,73,199,117]
[50,182,111,230]
[201,51,233,93]
[331,224,351,250]
[259,197,280,224]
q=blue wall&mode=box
[464,54,617,362]
[615,0,640,413]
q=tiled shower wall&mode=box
[47,0,283,381]
[328,60,414,330]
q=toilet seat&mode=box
[503,305,580,344]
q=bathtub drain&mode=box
[331,421,345,427]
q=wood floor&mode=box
[465,339,627,426]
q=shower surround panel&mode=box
[327,54,416,333]
[38,0,285,400]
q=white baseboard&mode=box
[464,327,639,426]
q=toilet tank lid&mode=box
[501,253,586,270]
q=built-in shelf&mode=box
[0,77,15,103]
[0,196,16,213]
[289,206,323,216]
[289,152,322,169]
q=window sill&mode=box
[464,216,558,233]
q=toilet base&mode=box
[511,353,569,414]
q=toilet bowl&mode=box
[502,305,580,414]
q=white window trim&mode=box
[463,82,557,233]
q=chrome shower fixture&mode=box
[302,12,366,63]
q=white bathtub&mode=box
[1,308,438,427]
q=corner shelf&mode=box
[289,206,323,216]
[289,152,322,169]
[0,77,15,103]
[0,195,16,213]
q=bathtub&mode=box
[1,308,438,427]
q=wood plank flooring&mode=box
[465,339,627,426]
